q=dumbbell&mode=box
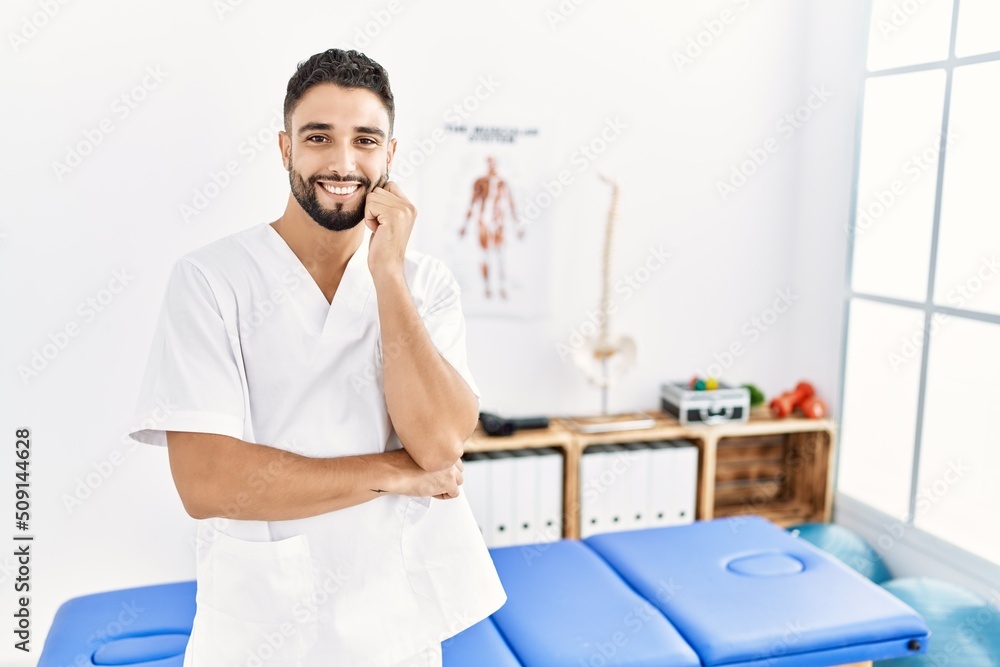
[797,395,827,419]
[770,381,827,418]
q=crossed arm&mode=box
[166,276,478,522]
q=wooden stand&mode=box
[464,408,836,539]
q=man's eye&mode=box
[307,136,327,143]
[358,138,377,145]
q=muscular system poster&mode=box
[413,119,552,319]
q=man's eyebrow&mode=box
[297,122,385,139]
[354,125,386,139]
[297,122,332,135]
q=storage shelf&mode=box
[464,409,836,538]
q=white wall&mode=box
[791,0,868,420]
[0,0,864,659]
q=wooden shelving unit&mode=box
[464,408,836,539]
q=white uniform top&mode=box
[128,221,506,667]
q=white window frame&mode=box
[836,0,1000,596]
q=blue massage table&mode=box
[38,517,928,666]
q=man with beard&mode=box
[128,49,506,667]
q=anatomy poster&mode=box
[414,120,552,319]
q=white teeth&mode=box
[321,183,359,195]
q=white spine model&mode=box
[572,174,637,414]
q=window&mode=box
[840,0,1000,567]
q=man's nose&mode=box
[325,142,357,176]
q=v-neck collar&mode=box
[259,221,374,337]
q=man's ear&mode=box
[385,137,397,176]
[278,130,292,171]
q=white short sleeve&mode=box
[128,258,246,447]
[420,261,482,407]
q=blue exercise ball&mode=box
[877,577,1000,666]
[788,522,893,584]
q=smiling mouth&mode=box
[318,182,361,197]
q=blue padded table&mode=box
[489,539,700,667]
[440,617,521,667]
[38,517,931,667]
[39,580,195,667]
[585,516,930,666]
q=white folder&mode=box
[622,442,651,531]
[509,449,539,546]
[603,443,630,533]
[581,444,630,537]
[461,452,491,539]
[668,439,699,525]
[580,444,609,538]
[534,447,564,543]
[646,440,675,529]
[485,450,516,547]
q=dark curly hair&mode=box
[283,49,395,136]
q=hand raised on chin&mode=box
[364,180,416,283]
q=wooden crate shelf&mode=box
[464,409,836,539]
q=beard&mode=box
[288,165,377,232]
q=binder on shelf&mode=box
[485,450,517,547]
[510,449,539,546]
[580,443,631,537]
[579,444,608,538]
[534,447,564,543]
[622,441,652,531]
[604,443,630,533]
[668,439,699,525]
[646,440,675,529]
[461,451,491,538]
